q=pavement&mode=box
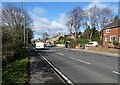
[29,48,65,84]
[35,47,119,83]
[64,48,120,57]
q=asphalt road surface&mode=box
[35,47,119,83]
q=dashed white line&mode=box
[57,53,64,56]
[69,57,91,65]
[113,71,120,75]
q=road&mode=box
[35,47,119,83]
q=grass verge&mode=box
[2,48,29,85]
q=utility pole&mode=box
[24,0,26,45]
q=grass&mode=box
[2,48,29,85]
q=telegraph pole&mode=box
[24,0,26,45]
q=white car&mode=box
[85,41,98,47]
[35,42,45,49]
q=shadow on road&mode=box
[35,48,56,57]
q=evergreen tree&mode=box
[114,15,119,21]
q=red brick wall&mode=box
[103,27,120,47]
[85,46,120,54]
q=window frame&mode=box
[106,29,110,33]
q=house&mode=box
[64,34,75,39]
[46,33,64,44]
[103,20,120,47]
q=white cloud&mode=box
[85,2,108,10]
[30,8,68,39]
[50,21,65,30]
[84,1,118,21]
[58,13,66,24]
[85,1,118,15]
[32,7,46,16]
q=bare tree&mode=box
[2,4,32,29]
[2,4,33,45]
[88,5,99,40]
[66,13,73,38]
[42,32,49,43]
[66,6,84,41]
[2,4,33,60]
[99,7,112,38]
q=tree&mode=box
[66,13,73,38]
[66,6,84,41]
[99,7,112,38]
[28,28,33,44]
[114,15,119,21]
[87,5,99,40]
[83,26,91,39]
[2,4,33,45]
[2,4,33,61]
[42,32,49,43]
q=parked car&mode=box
[47,43,54,47]
[85,41,98,47]
[35,42,45,49]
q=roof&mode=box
[106,20,120,29]
[52,33,63,38]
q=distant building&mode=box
[46,33,64,44]
[64,34,75,39]
[103,20,120,47]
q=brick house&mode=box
[103,20,120,47]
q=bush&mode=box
[77,38,89,46]
[113,40,119,47]
[2,48,29,84]
[98,39,103,45]
[70,40,78,48]
[2,58,29,84]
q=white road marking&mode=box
[57,53,64,56]
[34,49,73,85]
[113,71,120,75]
[69,57,91,65]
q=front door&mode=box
[110,36,115,43]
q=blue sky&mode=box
[2,2,118,39]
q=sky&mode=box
[2,1,119,39]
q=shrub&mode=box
[77,38,89,46]
[113,40,119,47]
[70,40,78,48]
[98,39,103,45]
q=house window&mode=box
[110,36,115,43]
[105,38,107,41]
[106,29,110,33]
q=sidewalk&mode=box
[64,48,120,57]
[29,48,64,84]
